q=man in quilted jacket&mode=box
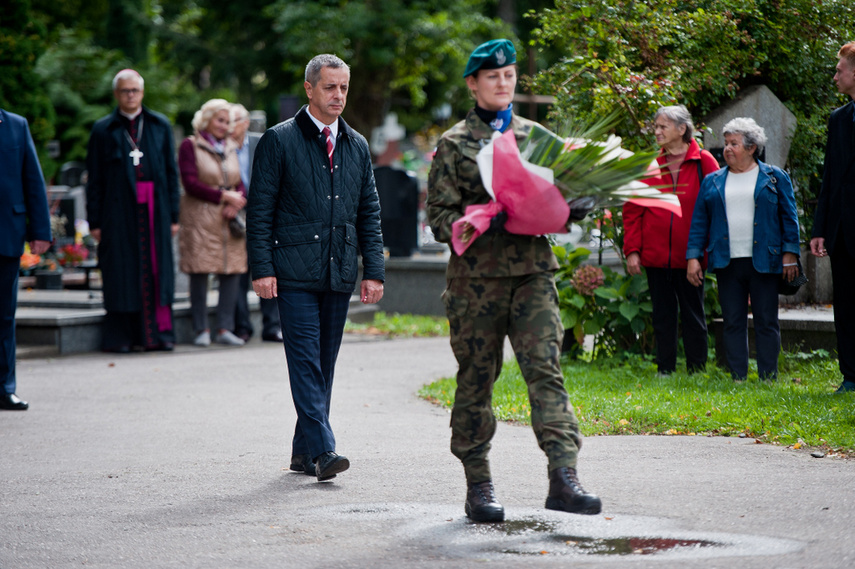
[246,54,385,482]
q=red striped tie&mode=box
[323,126,334,168]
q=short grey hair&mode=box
[305,54,350,86]
[654,105,694,144]
[722,117,767,159]
[112,69,144,91]
[230,103,249,124]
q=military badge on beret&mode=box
[463,39,517,78]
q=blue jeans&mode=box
[276,289,351,460]
[716,258,780,379]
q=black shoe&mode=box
[289,454,316,476]
[262,330,284,342]
[835,380,855,394]
[104,345,131,354]
[545,467,602,515]
[315,451,349,481]
[0,393,29,411]
[465,480,505,522]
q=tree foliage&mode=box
[0,0,56,177]
[530,0,855,244]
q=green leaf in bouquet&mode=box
[518,111,662,208]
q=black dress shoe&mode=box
[315,451,349,481]
[465,480,505,522]
[835,380,855,394]
[545,467,602,515]
[289,454,316,476]
[104,345,131,354]
[262,330,284,342]
[0,393,29,411]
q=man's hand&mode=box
[625,252,642,276]
[810,237,827,257]
[253,276,277,299]
[171,223,180,237]
[90,229,101,242]
[360,279,384,304]
[686,258,704,287]
[29,240,51,255]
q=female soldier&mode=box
[426,39,601,523]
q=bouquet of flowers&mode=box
[451,114,680,255]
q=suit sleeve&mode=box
[246,130,281,279]
[85,125,105,231]
[21,119,52,242]
[356,144,385,282]
[811,114,835,239]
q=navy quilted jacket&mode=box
[246,105,384,293]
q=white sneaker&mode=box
[194,331,211,347]
[216,330,245,346]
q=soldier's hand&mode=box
[485,211,508,235]
[567,196,596,222]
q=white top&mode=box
[725,166,759,259]
[306,108,338,150]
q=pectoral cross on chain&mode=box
[129,148,144,166]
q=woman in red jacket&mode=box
[623,105,720,375]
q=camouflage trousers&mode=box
[442,272,581,484]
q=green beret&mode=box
[463,39,517,78]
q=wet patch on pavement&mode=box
[311,503,804,561]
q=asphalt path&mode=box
[1,335,853,568]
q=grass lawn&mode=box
[345,311,450,338]
[420,350,855,457]
[352,312,854,456]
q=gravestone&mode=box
[702,85,797,168]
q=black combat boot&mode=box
[545,467,602,515]
[465,480,505,522]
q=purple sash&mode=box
[136,181,170,331]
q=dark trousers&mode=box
[830,232,855,381]
[1,256,19,395]
[235,271,281,338]
[189,273,240,333]
[646,267,708,374]
[716,258,781,379]
[277,289,350,460]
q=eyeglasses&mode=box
[118,88,141,96]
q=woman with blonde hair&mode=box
[178,99,248,346]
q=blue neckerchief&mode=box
[475,104,513,132]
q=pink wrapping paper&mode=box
[451,130,570,255]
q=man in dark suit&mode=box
[247,54,385,481]
[86,69,181,352]
[810,41,855,393]
[231,104,282,343]
[0,109,52,410]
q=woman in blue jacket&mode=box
[686,118,800,380]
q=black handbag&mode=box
[228,213,246,239]
[778,257,808,296]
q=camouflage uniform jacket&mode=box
[427,109,559,278]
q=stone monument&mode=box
[702,84,797,168]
